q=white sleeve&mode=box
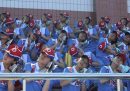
[14,28,20,35]
[40,27,46,35]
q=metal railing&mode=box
[0,73,130,91]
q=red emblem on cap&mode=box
[69,45,78,56]
[98,42,106,51]
[6,44,23,58]
[42,48,55,58]
[29,20,35,28]
[78,20,83,28]
[5,18,14,24]
[6,29,10,32]
[5,28,14,35]
[99,21,105,28]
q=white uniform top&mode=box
[0,62,5,73]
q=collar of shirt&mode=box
[31,62,40,73]
[73,66,78,73]
[35,62,41,72]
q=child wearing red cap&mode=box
[0,29,13,60]
[38,13,52,44]
[51,19,62,39]
[67,45,84,66]
[0,43,23,91]
[24,48,55,91]
[60,12,73,37]
[46,30,67,72]
[98,21,109,38]
[73,19,84,37]
[67,31,88,52]
[96,31,118,66]
[46,30,68,57]
[104,16,113,32]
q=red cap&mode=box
[105,16,110,22]
[42,48,55,60]
[5,28,14,35]
[60,12,69,18]
[69,45,78,56]
[117,53,126,64]
[98,42,107,51]
[5,18,14,24]
[29,20,35,28]
[5,11,10,17]
[28,14,33,19]
[53,19,60,25]
[116,21,123,29]
[1,28,14,36]
[78,20,83,28]
[47,13,52,19]
[6,44,23,59]
[99,21,106,28]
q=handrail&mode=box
[0,73,130,91]
[0,73,129,79]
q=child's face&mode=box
[3,53,15,64]
[108,32,117,42]
[77,58,89,70]
[124,35,130,43]
[58,33,66,42]
[112,57,123,68]
[78,33,87,42]
[121,19,127,26]
[41,15,47,22]
[38,53,51,68]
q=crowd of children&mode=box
[0,11,130,91]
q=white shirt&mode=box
[40,27,46,35]
[0,62,5,72]
[14,28,20,35]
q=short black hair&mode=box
[61,30,67,35]
[79,31,87,38]
[120,18,128,26]
[111,31,118,44]
[81,55,89,62]
[59,30,68,45]
[81,55,90,67]
[125,31,130,36]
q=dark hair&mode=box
[79,31,87,36]
[81,55,89,62]
[81,55,90,67]
[61,30,67,35]
[78,31,88,42]
[85,17,91,24]
[111,31,118,44]
[124,31,130,45]
[120,18,128,26]
[125,31,130,36]
[33,33,40,43]
[61,30,68,45]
